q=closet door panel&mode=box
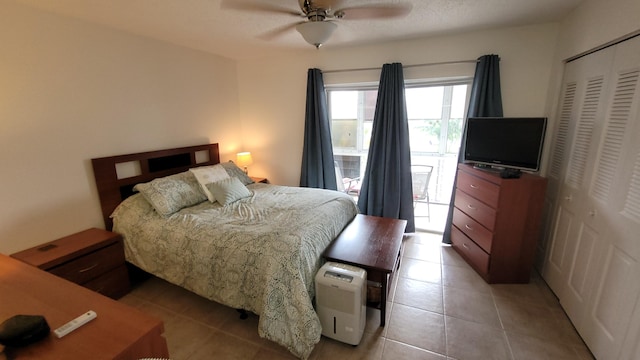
[581,35,640,360]
[582,245,640,360]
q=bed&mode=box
[91,143,358,359]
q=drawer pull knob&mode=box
[78,263,99,273]
[469,184,479,189]
[465,224,473,231]
[467,204,476,210]
[462,243,470,250]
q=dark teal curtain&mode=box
[357,63,415,232]
[443,54,503,243]
[300,68,338,190]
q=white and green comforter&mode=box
[112,183,358,359]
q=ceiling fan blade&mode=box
[335,3,412,20]
[221,0,301,17]
[257,22,303,41]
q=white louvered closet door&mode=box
[542,46,614,298]
[542,35,640,360]
[579,36,640,360]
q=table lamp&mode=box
[236,152,253,175]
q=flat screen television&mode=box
[463,117,547,173]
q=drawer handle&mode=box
[462,243,470,250]
[465,224,473,231]
[78,263,99,273]
[467,204,476,210]
[469,184,479,189]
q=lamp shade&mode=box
[296,21,337,48]
[236,152,253,167]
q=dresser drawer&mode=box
[49,241,125,285]
[456,169,500,208]
[451,225,489,275]
[84,265,131,299]
[453,207,493,253]
[454,189,497,231]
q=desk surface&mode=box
[0,254,168,360]
[324,214,407,273]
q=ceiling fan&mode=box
[222,0,413,48]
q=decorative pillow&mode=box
[133,171,206,216]
[220,161,254,185]
[189,164,230,202]
[206,177,252,206]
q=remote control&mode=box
[54,310,97,338]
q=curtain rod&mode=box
[322,59,479,74]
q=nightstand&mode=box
[250,176,268,184]
[11,228,131,299]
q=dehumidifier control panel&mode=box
[323,271,353,283]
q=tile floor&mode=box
[119,232,595,360]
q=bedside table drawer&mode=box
[49,241,125,285]
[84,265,131,299]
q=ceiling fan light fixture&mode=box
[296,21,337,48]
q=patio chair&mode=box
[411,165,433,219]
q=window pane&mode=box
[330,91,358,119]
[406,87,444,119]
[409,119,440,152]
[331,119,357,148]
[451,85,467,119]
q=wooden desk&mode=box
[0,254,169,359]
[323,215,407,326]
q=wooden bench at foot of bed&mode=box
[323,214,407,326]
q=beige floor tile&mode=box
[403,241,443,264]
[445,316,511,360]
[490,281,555,309]
[441,263,491,294]
[188,330,261,360]
[493,296,566,341]
[381,339,447,360]
[398,258,442,284]
[507,331,585,360]
[314,329,385,360]
[129,275,175,301]
[163,315,216,359]
[180,293,238,329]
[443,285,501,328]
[386,303,446,355]
[394,276,443,314]
[440,245,468,268]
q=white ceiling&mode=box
[13,0,584,60]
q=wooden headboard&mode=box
[91,143,220,230]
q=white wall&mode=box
[236,23,560,186]
[0,2,241,254]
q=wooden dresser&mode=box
[11,228,130,299]
[0,253,169,359]
[451,164,547,283]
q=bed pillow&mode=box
[220,161,254,185]
[133,171,206,216]
[189,164,230,202]
[206,177,252,206]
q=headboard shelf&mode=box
[92,143,220,230]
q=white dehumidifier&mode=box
[315,261,367,345]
